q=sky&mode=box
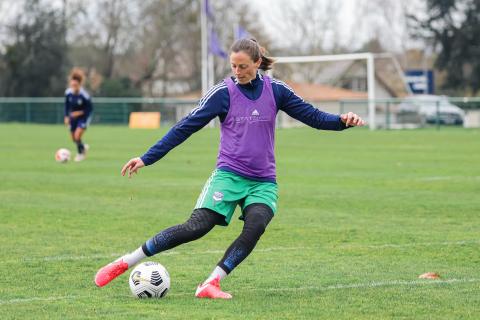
[250,0,426,53]
[0,0,426,53]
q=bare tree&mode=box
[119,0,270,96]
[260,0,343,83]
[60,0,271,96]
[265,0,342,55]
[350,0,417,53]
[96,0,134,78]
[65,0,137,78]
[120,0,198,96]
[209,0,272,82]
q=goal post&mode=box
[272,52,377,130]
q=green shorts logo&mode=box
[213,191,224,202]
[195,170,278,225]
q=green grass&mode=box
[1,123,479,319]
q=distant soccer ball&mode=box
[55,148,71,163]
[129,261,170,299]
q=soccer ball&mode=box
[55,148,71,163]
[129,262,170,298]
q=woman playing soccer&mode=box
[95,39,365,299]
[64,68,93,162]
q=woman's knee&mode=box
[243,204,274,238]
[183,208,223,234]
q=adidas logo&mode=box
[251,109,259,116]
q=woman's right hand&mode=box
[64,116,69,126]
[121,157,145,178]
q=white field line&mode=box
[0,295,78,305]
[6,240,480,264]
[6,247,306,264]
[361,239,480,249]
[255,278,480,292]
[418,176,480,182]
[1,278,478,305]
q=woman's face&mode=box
[69,79,81,94]
[230,51,261,84]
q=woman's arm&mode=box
[273,79,364,130]
[84,95,93,117]
[122,83,229,177]
[64,94,70,125]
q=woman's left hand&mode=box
[340,112,366,127]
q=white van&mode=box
[398,95,465,125]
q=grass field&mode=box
[1,123,479,319]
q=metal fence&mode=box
[338,97,480,130]
[0,97,198,126]
[1,96,480,129]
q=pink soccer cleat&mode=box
[94,259,129,287]
[195,276,232,299]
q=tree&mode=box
[97,0,133,78]
[0,53,6,95]
[119,0,270,96]
[3,0,69,96]
[65,0,136,79]
[260,0,342,83]
[127,0,198,96]
[209,0,272,82]
[410,0,480,95]
[98,78,142,97]
[265,0,341,55]
[1,0,263,97]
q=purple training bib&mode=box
[216,76,277,180]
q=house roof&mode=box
[284,81,367,101]
[314,58,410,98]
[314,60,355,84]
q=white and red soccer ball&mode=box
[55,148,71,163]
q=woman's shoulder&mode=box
[204,80,228,98]
[269,77,293,92]
[64,88,91,99]
[79,88,91,100]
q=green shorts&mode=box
[194,169,278,225]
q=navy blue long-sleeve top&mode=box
[141,73,347,166]
[64,88,93,118]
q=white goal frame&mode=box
[273,53,377,130]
